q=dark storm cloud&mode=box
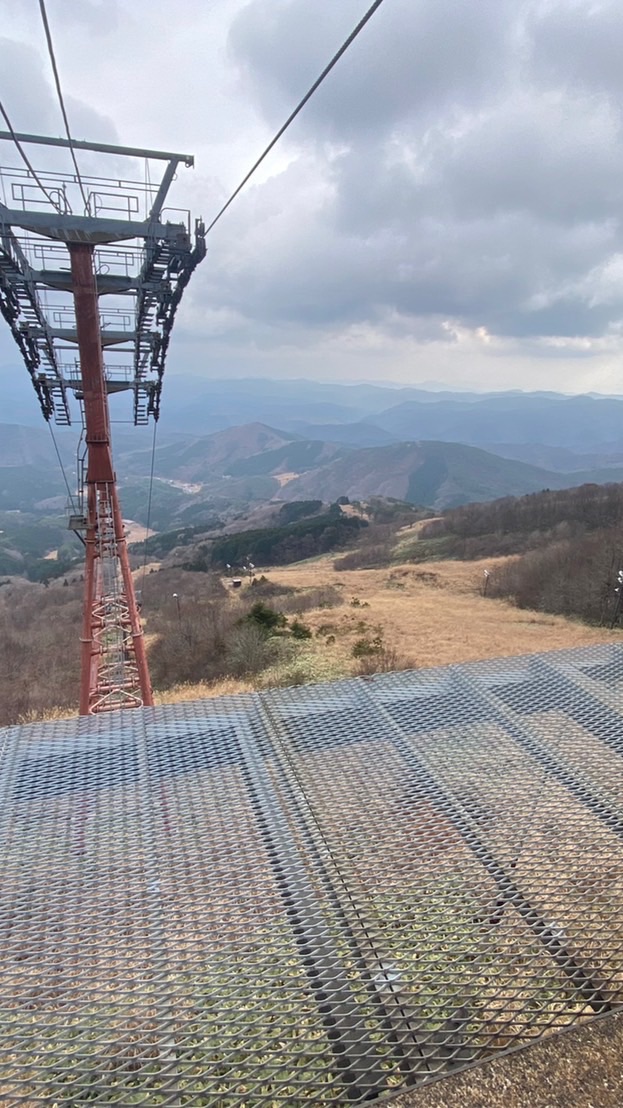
[219,0,623,342]
[200,185,618,340]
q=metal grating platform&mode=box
[2,642,623,1105]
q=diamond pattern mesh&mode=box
[2,643,623,1104]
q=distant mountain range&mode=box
[370,393,623,452]
[151,379,623,458]
[2,377,623,523]
[4,419,623,521]
[7,369,623,449]
[272,441,623,509]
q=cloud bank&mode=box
[2,0,623,393]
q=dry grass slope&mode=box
[8,551,618,724]
[156,554,617,709]
[268,555,615,665]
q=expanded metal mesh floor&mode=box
[3,643,623,1105]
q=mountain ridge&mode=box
[274,440,623,511]
[3,418,623,516]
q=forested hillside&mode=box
[186,508,366,570]
[420,482,623,558]
[415,482,623,626]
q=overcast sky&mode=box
[3,0,623,395]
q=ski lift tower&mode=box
[0,133,205,713]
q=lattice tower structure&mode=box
[0,133,206,713]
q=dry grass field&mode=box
[266,554,616,666]
[273,471,299,487]
[21,549,619,722]
[155,553,619,708]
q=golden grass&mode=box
[155,552,619,709]
[17,705,78,725]
[132,561,161,579]
[262,555,618,670]
[123,519,157,543]
[273,471,300,486]
[18,553,620,720]
[397,516,442,535]
[340,503,370,520]
[154,675,255,704]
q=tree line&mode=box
[487,527,623,625]
[416,481,623,626]
[420,482,623,559]
[185,508,366,571]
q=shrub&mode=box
[278,586,342,615]
[355,646,413,676]
[249,575,296,598]
[316,622,337,637]
[258,642,349,689]
[352,634,384,658]
[289,619,312,640]
[226,623,278,676]
[243,601,287,635]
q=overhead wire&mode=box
[139,419,158,604]
[47,420,78,514]
[0,98,63,213]
[204,0,387,235]
[38,0,90,213]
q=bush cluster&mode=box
[487,529,623,625]
[147,576,319,689]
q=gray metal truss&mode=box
[0,132,205,426]
[0,218,69,422]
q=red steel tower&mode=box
[0,133,205,713]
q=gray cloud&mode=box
[218,0,623,348]
[230,0,518,138]
[0,38,60,133]
[530,0,623,100]
[3,0,623,393]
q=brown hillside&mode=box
[130,422,295,483]
[155,555,617,709]
[264,556,616,669]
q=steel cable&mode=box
[38,0,90,214]
[205,0,387,235]
[47,421,78,514]
[0,99,63,213]
[139,419,158,604]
